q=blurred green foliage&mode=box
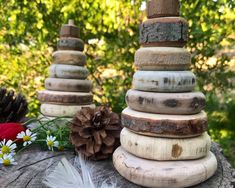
[0,0,235,165]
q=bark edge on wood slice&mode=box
[45,78,92,92]
[121,107,208,138]
[133,71,196,92]
[40,103,95,117]
[126,89,206,115]
[113,147,217,188]
[134,47,191,71]
[57,37,84,51]
[121,128,211,160]
[147,0,180,18]
[140,17,188,47]
[49,64,89,79]
[37,90,93,105]
[52,50,86,66]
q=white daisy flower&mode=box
[46,136,59,151]
[16,129,37,146]
[0,139,16,154]
[0,153,17,166]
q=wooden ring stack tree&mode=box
[113,1,217,187]
[37,20,95,120]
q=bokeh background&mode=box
[0,0,234,165]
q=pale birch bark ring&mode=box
[49,64,89,79]
[37,90,93,105]
[134,47,191,71]
[40,103,95,117]
[133,71,196,92]
[45,78,92,92]
[52,51,87,66]
[121,107,208,137]
[126,89,206,115]
[121,128,211,160]
[140,17,188,47]
[113,147,217,188]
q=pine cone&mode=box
[0,87,28,123]
[70,106,121,160]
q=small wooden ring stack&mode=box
[37,20,95,118]
[113,1,217,187]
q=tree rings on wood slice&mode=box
[45,78,92,92]
[53,51,86,66]
[57,37,84,51]
[135,47,191,71]
[113,147,217,188]
[122,107,208,138]
[40,103,95,117]
[49,64,89,79]
[37,90,93,105]
[140,17,188,47]
[133,71,196,92]
[147,0,180,18]
[121,128,211,160]
[126,89,205,115]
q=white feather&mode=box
[43,156,116,188]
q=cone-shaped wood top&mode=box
[147,0,180,18]
[60,19,80,38]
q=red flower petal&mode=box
[0,123,25,142]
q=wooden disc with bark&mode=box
[113,147,217,188]
[53,51,86,66]
[57,37,84,51]
[121,128,211,160]
[121,107,208,138]
[126,89,205,115]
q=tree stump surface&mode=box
[0,142,234,188]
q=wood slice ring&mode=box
[113,147,217,188]
[126,89,205,115]
[40,103,95,117]
[49,64,89,79]
[121,128,211,160]
[121,107,208,138]
[133,71,196,92]
[147,0,180,18]
[134,47,191,71]
[57,37,84,51]
[140,17,188,47]
[52,50,86,66]
[45,78,92,92]
[37,90,93,105]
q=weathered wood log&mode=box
[49,64,89,79]
[113,147,217,188]
[126,89,206,115]
[40,103,95,117]
[122,107,208,138]
[133,71,196,92]
[45,78,93,92]
[60,19,80,38]
[140,17,188,47]
[37,90,93,105]
[147,0,180,18]
[121,128,211,160]
[134,47,191,71]
[57,37,84,51]
[52,50,86,66]
[0,143,234,188]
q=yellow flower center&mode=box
[23,135,31,142]
[3,159,10,166]
[47,141,54,147]
[1,146,10,154]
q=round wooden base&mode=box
[122,107,208,138]
[133,71,196,92]
[121,128,211,160]
[126,89,205,115]
[113,147,217,188]
[40,103,95,117]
